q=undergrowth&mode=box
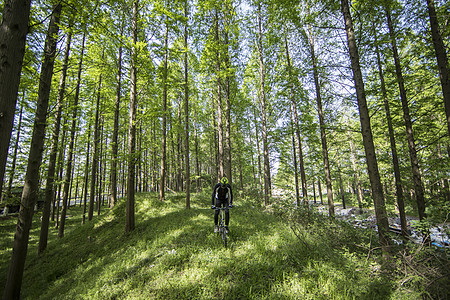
[0,191,448,299]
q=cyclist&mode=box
[211,176,233,233]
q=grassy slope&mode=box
[0,192,409,299]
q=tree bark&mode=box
[39,27,73,253]
[223,4,232,183]
[426,0,450,136]
[307,27,334,216]
[341,0,390,254]
[257,3,271,205]
[3,4,61,298]
[111,20,124,208]
[184,0,191,209]
[385,5,426,220]
[82,123,91,224]
[374,33,408,236]
[126,0,138,232]
[88,74,102,221]
[285,35,307,205]
[59,32,85,238]
[0,0,32,201]
[160,15,168,202]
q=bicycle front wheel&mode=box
[221,229,227,247]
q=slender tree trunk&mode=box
[111,21,123,208]
[385,6,426,220]
[223,6,232,183]
[426,0,450,135]
[257,3,271,205]
[3,5,61,298]
[374,34,408,236]
[82,124,91,224]
[341,0,390,254]
[160,16,168,202]
[215,9,224,180]
[59,32,85,238]
[349,134,363,212]
[39,28,73,253]
[126,0,138,232]
[318,179,323,205]
[3,99,23,204]
[307,27,334,216]
[88,74,102,221]
[0,0,32,201]
[97,116,104,215]
[53,116,68,222]
[184,0,190,209]
[285,35,308,205]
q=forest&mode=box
[0,0,449,298]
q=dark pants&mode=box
[214,198,229,226]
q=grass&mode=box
[0,191,445,299]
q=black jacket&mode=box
[211,183,233,206]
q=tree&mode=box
[160,14,169,202]
[426,0,450,136]
[307,25,334,217]
[59,32,86,238]
[256,1,271,206]
[341,0,390,254]
[384,3,426,220]
[184,0,191,209]
[0,0,32,201]
[374,31,408,236]
[126,0,139,233]
[111,16,124,208]
[39,25,73,253]
[3,4,62,298]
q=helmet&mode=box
[220,177,228,185]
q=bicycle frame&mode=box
[217,207,227,247]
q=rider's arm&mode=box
[211,184,218,206]
[229,184,233,205]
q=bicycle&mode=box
[217,207,228,247]
[212,206,233,247]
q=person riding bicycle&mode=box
[211,176,233,233]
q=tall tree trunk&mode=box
[53,116,68,222]
[215,9,224,179]
[374,33,408,236]
[39,28,73,254]
[385,5,426,220]
[426,0,450,135]
[307,27,334,216]
[59,32,85,238]
[341,0,390,254]
[126,0,138,232]
[3,98,23,204]
[223,5,232,183]
[97,116,104,215]
[3,5,61,298]
[111,20,124,208]
[184,0,190,209]
[0,0,32,201]
[257,3,271,206]
[160,16,168,202]
[88,74,102,221]
[82,123,91,224]
[285,35,308,206]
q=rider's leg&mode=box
[214,199,221,226]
